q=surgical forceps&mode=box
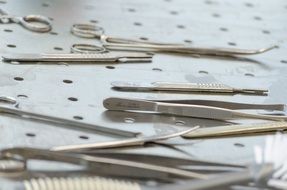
[0,8,52,32]
[111,81,268,95]
[0,96,138,137]
[103,97,287,121]
[183,122,287,138]
[71,23,276,56]
[51,126,199,151]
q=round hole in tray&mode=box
[212,13,221,18]
[54,47,63,51]
[254,16,262,21]
[140,37,149,41]
[79,135,89,140]
[234,143,245,147]
[4,29,13,32]
[7,44,16,48]
[220,27,228,32]
[245,2,254,7]
[26,133,36,137]
[152,68,162,72]
[90,19,98,24]
[73,116,83,120]
[170,11,178,15]
[177,25,185,29]
[205,0,214,4]
[63,79,73,84]
[134,22,142,26]
[14,77,24,81]
[50,31,58,35]
[106,66,115,69]
[42,2,49,7]
[228,42,237,46]
[262,30,270,34]
[17,94,28,98]
[128,8,136,12]
[184,39,192,43]
[68,97,78,102]
[198,70,209,74]
[244,73,255,77]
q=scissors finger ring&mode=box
[16,15,52,32]
[71,23,104,38]
[71,43,107,54]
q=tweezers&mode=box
[183,122,287,138]
[51,127,199,151]
[103,97,287,121]
[2,52,153,63]
[111,81,268,95]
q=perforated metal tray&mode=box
[0,0,286,186]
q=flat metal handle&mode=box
[183,122,287,138]
[111,81,268,95]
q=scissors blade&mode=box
[51,126,199,151]
[105,43,277,56]
[0,105,139,137]
[1,147,208,180]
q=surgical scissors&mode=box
[71,23,276,56]
[0,96,138,137]
[0,8,52,32]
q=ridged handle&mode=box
[24,176,141,190]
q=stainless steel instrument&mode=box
[103,97,287,121]
[2,52,153,63]
[71,23,276,57]
[183,122,287,138]
[0,96,138,137]
[111,81,268,95]
[51,127,199,151]
[0,8,52,32]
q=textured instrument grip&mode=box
[24,176,141,190]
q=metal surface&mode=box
[111,81,269,95]
[0,0,286,187]
[103,97,287,121]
